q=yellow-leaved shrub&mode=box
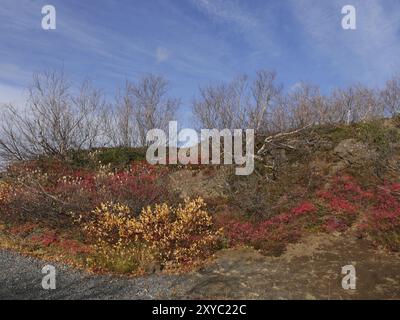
[82,198,222,272]
[0,181,11,206]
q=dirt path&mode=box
[1,234,399,300]
[186,234,400,299]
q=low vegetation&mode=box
[1,69,400,274]
[1,118,400,274]
[83,198,222,272]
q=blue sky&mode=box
[1,0,400,126]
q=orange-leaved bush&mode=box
[0,181,15,219]
[82,198,222,272]
[0,181,11,206]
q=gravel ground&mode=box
[1,233,400,300]
[0,249,194,300]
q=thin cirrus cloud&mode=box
[191,0,257,30]
[0,83,27,107]
[0,0,400,124]
[189,0,280,55]
[155,47,170,63]
[287,0,400,86]
[0,63,32,107]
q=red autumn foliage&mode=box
[30,231,59,246]
[292,201,316,216]
[9,222,38,236]
[29,229,90,254]
[58,239,91,255]
[358,183,400,251]
[4,160,174,220]
[323,218,348,232]
[218,174,400,254]
[328,197,357,214]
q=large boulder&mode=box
[331,139,377,173]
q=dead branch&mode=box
[17,180,70,207]
[257,124,312,156]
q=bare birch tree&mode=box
[0,71,107,161]
[129,74,179,146]
[108,74,179,147]
[329,85,383,124]
[192,70,280,132]
[192,75,250,129]
[381,75,400,117]
[285,83,326,128]
[249,70,281,132]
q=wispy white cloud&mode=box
[288,0,400,85]
[190,0,281,57]
[0,63,32,84]
[155,46,170,63]
[0,0,232,85]
[1,0,399,119]
[0,83,26,106]
[191,0,257,30]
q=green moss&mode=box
[321,124,357,144]
[315,120,400,157]
[355,121,399,152]
[96,147,146,166]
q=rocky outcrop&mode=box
[331,139,377,174]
